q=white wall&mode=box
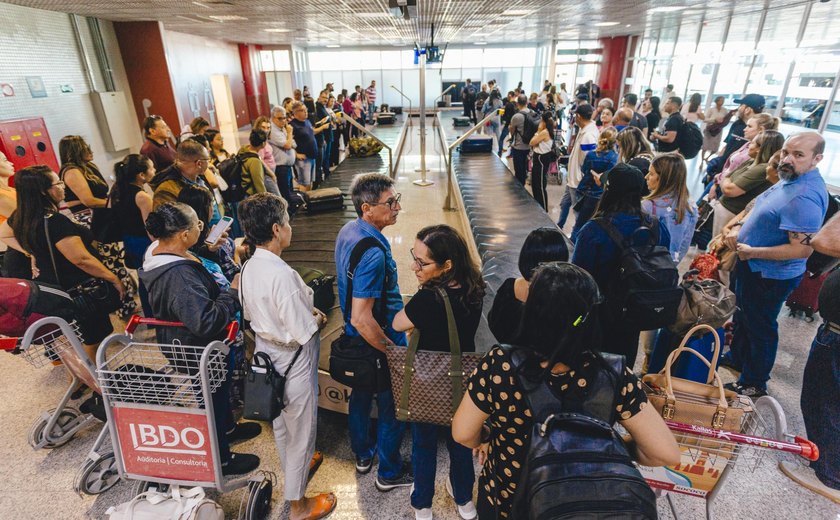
[0,3,140,183]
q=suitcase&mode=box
[292,266,336,314]
[392,106,403,115]
[458,134,493,153]
[648,327,724,383]
[453,116,472,127]
[304,187,344,213]
[786,272,829,321]
[377,113,395,125]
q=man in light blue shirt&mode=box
[722,132,828,397]
[334,173,412,491]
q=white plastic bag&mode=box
[106,485,224,520]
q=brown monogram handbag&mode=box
[386,288,481,425]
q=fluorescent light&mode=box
[649,6,688,12]
[474,41,487,45]
[502,8,533,16]
[626,24,632,27]
[264,28,290,32]
[593,21,620,27]
[326,44,341,48]
[209,15,247,21]
[191,1,210,8]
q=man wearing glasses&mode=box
[150,140,223,223]
[334,173,413,491]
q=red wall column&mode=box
[113,22,181,136]
[239,44,270,122]
[598,36,630,103]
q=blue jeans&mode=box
[570,192,600,242]
[498,126,509,156]
[122,234,153,317]
[801,323,840,489]
[321,138,332,178]
[727,261,801,390]
[557,185,579,229]
[410,423,474,509]
[367,103,375,121]
[348,388,404,479]
[510,148,529,185]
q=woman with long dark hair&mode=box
[571,163,671,366]
[529,111,557,211]
[645,96,662,139]
[453,263,679,518]
[392,224,485,520]
[59,135,137,318]
[0,165,125,358]
[681,92,706,123]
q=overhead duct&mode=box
[389,0,417,20]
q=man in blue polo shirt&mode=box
[334,173,412,491]
[721,132,828,397]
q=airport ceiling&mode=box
[5,0,820,47]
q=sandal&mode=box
[300,492,337,520]
[308,451,324,479]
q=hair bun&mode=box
[144,211,165,237]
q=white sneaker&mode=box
[445,477,477,520]
[779,461,840,504]
[413,507,433,520]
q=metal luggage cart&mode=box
[97,316,273,519]
[639,395,819,520]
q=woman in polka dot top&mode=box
[452,262,679,519]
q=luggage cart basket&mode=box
[639,395,819,520]
[97,316,273,519]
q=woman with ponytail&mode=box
[570,126,618,242]
[453,263,679,518]
[112,154,155,315]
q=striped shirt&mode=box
[567,121,599,188]
[365,85,376,105]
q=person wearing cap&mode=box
[706,93,765,180]
[557,103,598,230]
[571,163,670,366]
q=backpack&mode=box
[216,152,258,203]
[594,216,682,330]
[506,346,658,520]
[519,110,541,144]
[0,279,76,338]
[677,118,703,159]
[806,193,840,276]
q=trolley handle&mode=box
[794,436,820,462]
[665,421,820,461]
[125,315,240,343]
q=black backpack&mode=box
[595,216,682,330]
[677,119,703,159]
[506,346,658,520]
[806,193,840,276]
[217,151,258,203]
[519,110,541,144]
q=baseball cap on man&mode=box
[734,93,766,112]
[602,163,646,195]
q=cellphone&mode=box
[205,216,233,245]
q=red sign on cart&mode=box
[113,406,215,483]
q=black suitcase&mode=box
[453,116,471,127]
[392,106,403,115]
[377,113,395,125]
[304,187,344,212]
[459,134,493,153]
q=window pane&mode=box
[260,50,274,71]
[782,53,840,130]
[381,50,402,70]
[273,50,291,71]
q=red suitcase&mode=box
[786,272,829,321]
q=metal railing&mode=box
[443,109,501,210]
[341,114,395,178]
[390,85,413,126]
[392,119,411,176]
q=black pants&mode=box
[531,152,552,210]
[601,305,642,367]
[331,128,342,166]
[510,148,529,186]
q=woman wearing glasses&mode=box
[392,224,485,520]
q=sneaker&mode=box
[414,507,433,520]
[375,469,414,492]
[718,355,742,373]
[221,452,260,476]
[779,461,840,504]
[355,456,373,475]
[227,422,261,444]
[723,381,767,398]
[445,477,477,520]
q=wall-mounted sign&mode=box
[26,76,47,98]
[0,83,14,97]
[60,84,74,93]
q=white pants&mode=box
[255,333,320,501]
[711,201,737,241]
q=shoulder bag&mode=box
[44,216,122,318]
[91,193,122,244]
[386,287,481,425]
[328,236,391,392]
[669,270,736,336]
[239,260,302,421]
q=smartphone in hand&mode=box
[205,216,234,245]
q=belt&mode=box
[825,321,840,335]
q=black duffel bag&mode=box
[329,334,390,393]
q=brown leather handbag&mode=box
[643,325,751,435]
[386,288,481,425]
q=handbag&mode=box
[90,195,122,244]
[643,325,751,434]
[328,237,392,392]
[695,199,715,232]
[44,216,122,317]
[105,485,223,520]
[243,350,301,422]
[709,236,737,273]
[386,288,481,425]
[669,271,736,336]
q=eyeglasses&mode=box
[191,220,205,232]
[368,193,402,210]
[51,181,65,188]
[410,248,434,270]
